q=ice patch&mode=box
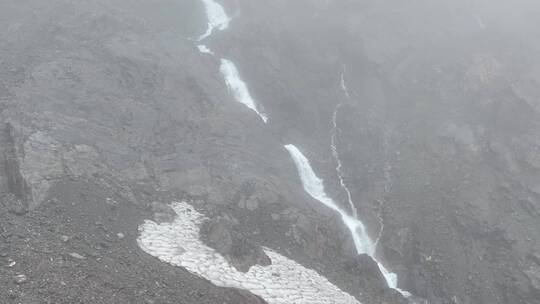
[220,59,268,123]
[198,0,231,41]
[137,201,361,304]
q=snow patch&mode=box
[137,201,361,304]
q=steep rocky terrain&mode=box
[219,1,540,303]
[1,0,540,304]
[0,0,401,303]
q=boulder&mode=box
[151,201,177,224]
[200,217,271,272]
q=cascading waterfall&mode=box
[284,144,406,295]
[137,0,417,301]
[197,0,268,123]
[284,144,375,255]
[374,126,392,247]
[330,72,358,217]
[197,0,230,41]
[340,70,351,99]
[325,71,413,297]
[337,68,384,245]
[220,59,269,123]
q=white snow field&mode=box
[137,201,361,304]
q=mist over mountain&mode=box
[1,1,540,303]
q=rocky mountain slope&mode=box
[220,1,540,303]
[1,0,540,304]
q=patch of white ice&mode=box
[137,201,361,304]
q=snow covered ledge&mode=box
[137,201,361,304]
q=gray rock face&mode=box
[200,217,271,272]
[344,254,388,291]
[151,201,177,224]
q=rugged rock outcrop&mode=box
[218,0,540,303]
[200,216,271,272]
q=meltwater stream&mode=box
[220,59,269,123]
[331,72,358,218]
[197,0,268,123]
[197,0,230,41]
[284,144,410,296]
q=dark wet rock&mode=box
[2,124,31,203]
[151,201,177,224]
[200,217,271,272]
[344,254,387,291]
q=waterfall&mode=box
[220,59,269,123]
[330,72,358,217]
[197,0,231,41]
[284,144,374,255]
[184,0,414,299]
[284,144,407,294]
[197,0,268,123]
